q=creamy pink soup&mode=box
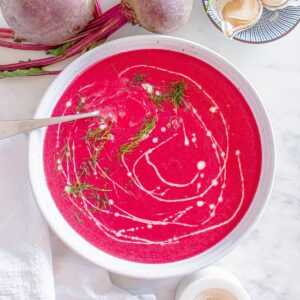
[43,49,262,263]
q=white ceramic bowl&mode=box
[29,35,275,279]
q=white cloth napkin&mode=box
[0,135,156,300]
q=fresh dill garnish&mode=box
[85,127,104,142]
[132,116,157,141]
[84,123,113,170]
[76,96,86,112]
[73,211,84,224]
[89,192,110,213]
[84,123,113,145]
[100,167,110,178]
[110,64,118,75]
[149,92,166,106]
[132,73,146,85]
[89,150,100,172]
[78,161,90,177]
[65,180,111,198]
[118,115,157,156]
[147,81,189,111]
[56,137,72,165]
[124,177,136,191]
[167,81,189,110]
[118,141,140,157]
[65,181,93,197]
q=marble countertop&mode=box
[1,1,299,299]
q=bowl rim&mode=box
[28,35,276,279]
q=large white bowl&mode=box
[29,35,275,279]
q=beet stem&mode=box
[0,39,56,51]
[63,27,98,43]
[0,13,127,72]
[63,4,121,43]
[94,0,102,18]
[0,28,14,39]
[85,4,122,30]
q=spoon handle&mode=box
[0,111,99,140]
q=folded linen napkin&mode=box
[0,135,156,300]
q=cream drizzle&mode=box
[54,64,246,246]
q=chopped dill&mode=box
[124,177,136,191]
[76,96,86,112]
[148,81,189,111]
[89,149,100,172]
[84,123,113,145]
[100,167,110,178]
[85,127,103,142]
[65,181,93,197]
[118,141,140,157]
[56,137,72,165]
[132,73,146,85]
[65,180,111,198]
[167,81,189,110]
[133,116,157,141]
[84,123,113,169]
[118,115,157,156]
[149,92,166,106]
[89,192,110,213]
[110,64,118,75]
[78,161,90,177]
[73,211,84,224]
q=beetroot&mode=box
[0,0,95,45]
[122,0,193,33]
[0,0,193,78]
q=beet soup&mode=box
[43,49,262,263]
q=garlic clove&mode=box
[214,0,263,38]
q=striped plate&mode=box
[202,0,300,43]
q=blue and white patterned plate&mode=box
[202,0,300,43]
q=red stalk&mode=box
[52,8,116,44]
[0,28,14,39]
[0,5,120,50]
[0,39,56,51]
[63,26,99,43]
[94,0,102,18]
[85,4,122,30]
[0,12,127,71]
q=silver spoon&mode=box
[0,111,100,140]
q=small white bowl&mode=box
[175,267,251,300]
[29,35,275,279]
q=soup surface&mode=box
[44,49,262,263]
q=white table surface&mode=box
[1,1,300,299]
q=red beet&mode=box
[122,0,193,33]
[0,0,95,45]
